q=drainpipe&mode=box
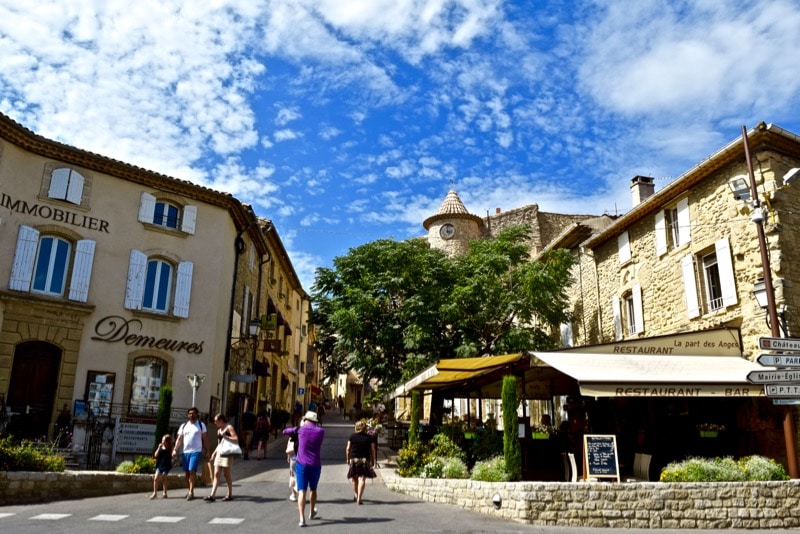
[221,226,250,414]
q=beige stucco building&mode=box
[0,112,315,465]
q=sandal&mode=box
[204,496,215,502]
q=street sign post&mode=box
[757,354,800,367]
[758,337,800,352]
[766,384,800,397]
[747,369,800,384]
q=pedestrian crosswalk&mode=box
[1,512,249,525]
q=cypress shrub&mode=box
[153,386,173,451]
[501,375,521,480]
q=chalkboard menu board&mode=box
[583,434,620,482]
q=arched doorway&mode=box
[7,341,62,440]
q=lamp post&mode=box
[187,373,206,408]
[740,125,799,479]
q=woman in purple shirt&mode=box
[283,411,325,527]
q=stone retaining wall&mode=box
[382,473,800,529]
[0,470,186,504]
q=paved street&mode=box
[0,419,796,533]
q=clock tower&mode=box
[422,188,483,256]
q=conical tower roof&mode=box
[422,188,483,230]
[436,189,469,215]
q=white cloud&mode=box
[274,128,302,141]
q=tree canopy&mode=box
[311,225,574,390]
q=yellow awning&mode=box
[389,353,526,399]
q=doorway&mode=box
[6,341,62,440]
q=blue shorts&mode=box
[295,462,321,492]
[155,467,171,475]
[182,451,202,472]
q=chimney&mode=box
[630,175,655,206]
[495,208,501,214]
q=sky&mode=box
[2,0,800,292]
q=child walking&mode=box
[151,434,173,499]
[286,431,298,501]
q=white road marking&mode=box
[0,513,15,519]
[89,514,129,521]
[147,516,185,523]
[31,513,72,520]
[209,517,246,524]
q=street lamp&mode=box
[739,125,799,479]
[187,373,206,408]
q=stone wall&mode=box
[383,473,800,529]
[0,470,186,504]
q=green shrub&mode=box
[471,455,511,482]
[421,455,469,479]
[116,455,156,474]
[738,455,789,481]
[0,436,66,472]
[659,455,786,482]
[501,375,521,480]
[427,433,466,462]
[397,439,427,477]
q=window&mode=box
[681,238,737,318]
[143,259,173,313]
[614,284,643,339]
[137,192,196,234]
[48,168,84,205]
[9,225,95,302]
[655,198,691,256]
[129,357,166,416]
[125,249,194,318]
[702,252,723,311]
[32,236,71,296]
[560,322,574,347]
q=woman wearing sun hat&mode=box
[283,410,325,527]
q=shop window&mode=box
[137,192,197,234]
[8,225,95,302]
[129,358,166,416]
[124,249,193,318]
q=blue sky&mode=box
[2,1,800,291]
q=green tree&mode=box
[312,225,574,390]
[502,375,521,480]
[153,386,173,451]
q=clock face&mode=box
[439,223,455,240]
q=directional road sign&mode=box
[765,384,800,397]
[773,399,800,405]
[747,369,800,384]
[758,337,800,352]
[757,354,800,367]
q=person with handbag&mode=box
[346,420,377,504]
[204,413,239,502]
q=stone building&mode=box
[0,112,314,465]
[546,122,800,477]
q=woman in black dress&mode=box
[345,420,376,504]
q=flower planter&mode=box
[699,430,718,438]
[531,432,550,440]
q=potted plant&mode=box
[697,423,725,438]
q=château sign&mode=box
[758,337,800,352]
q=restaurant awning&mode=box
[530,351,771,398]
[389,353,530,399]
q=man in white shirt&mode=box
[172,407,210,500]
